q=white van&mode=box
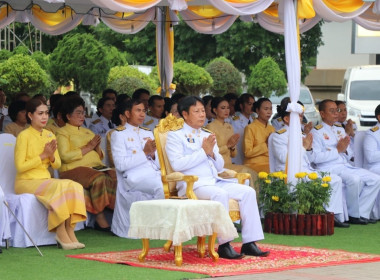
[337,65,380,130]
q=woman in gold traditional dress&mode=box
[206,97,258,191]
[56,97,116,231]
[14,98,87,250]
[243,98,275,173]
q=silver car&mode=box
[269,85,321,126]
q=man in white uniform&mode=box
[231,94,255,165]
[89,97,116,137]
[0,89,8,132]
[143,95,165,131]
[270,100,348,227]
[111,100,165,237]
[166,96,269,259]
[363,104,380,220]
[311,100,380,225]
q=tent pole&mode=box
[158,6,167,97]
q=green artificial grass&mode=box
[1,223,380,280]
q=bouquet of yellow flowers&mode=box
[257,171,295,214]
[294,171,332,214]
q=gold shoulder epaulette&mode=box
[334,123,342,127]
[201,127,213,134]
[92,119,101,125]
[139,126,150,131]
[115,125,125,131]
[371,126,379,132]
[232,115,240,121]
[276,117,282,122]
[144,119,154,125]
[314,124,323,130]
[276,128,287,134]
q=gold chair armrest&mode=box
[235,172,251,185]
[162,172,198,200]
[218,169,237,179]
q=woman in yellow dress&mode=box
[206,97,258,191]
[243,97,275,173]
[56,97,116,231]
[14,98,87,250]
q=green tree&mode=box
[205,57,242,96]
[247,57,287,97]
[0,50,11,62]
[109,76,152,96]
[49,33,110,94]
[12,45,30,56]
[172,61,213,96]
[108,65,158,91]
[31,51,50,71]
[106,46,129,68]
[0,54,50,96]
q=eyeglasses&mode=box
[327,108,340,113]
[73,110,85,116]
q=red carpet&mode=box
[67,243,380,277]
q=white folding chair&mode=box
[0,185,11,248]
[0,133,56,247]
[354,131,366,168]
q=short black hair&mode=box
[125,99,143,112]
[171,93,185,103]
[148,95,164,107]
[102,88,117,98]
[178,96,204,118]
[49,94,63,115]
[375,104,380,118]
[115,94,130,106]
[65,91,79,98]
[132,88,150,100]
[235,93,254,112]
[61,97,85,123]
[97,97,114,110]
[8,100,26,122]
[253,97,271,113]
[202,95,213,106]
[112,102,129,126]
[335,100,345,107]
[223,93,238,102]
[319,99,335,112]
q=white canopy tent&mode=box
[1,0,380,183]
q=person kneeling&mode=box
[166,96,269,259]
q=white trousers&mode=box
[194,180,264,245]
[331,165,380,219]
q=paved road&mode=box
[195,262,380,280]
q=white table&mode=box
[128,199,238,266]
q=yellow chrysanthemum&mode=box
[265,179,271,184]
[272,172,282,178]
[295,172,307,179]
[322,176,331,182]
[258,172,268,179]
[272,196,279,202]
[308,172,318,180]
[321,183,329,188]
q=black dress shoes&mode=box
[334,217,350,228]
[360,217,377,224]
[94,222,111,232]
[217,242,244,259]
[348,216,368,225]
[241,242,270,257]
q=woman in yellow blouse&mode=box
[56,97,116,231]
[45,94,65,135]
[243,97,275,173]
[206,97,258,190]
[14,98,87,250]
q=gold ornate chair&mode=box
[153,114,251,264]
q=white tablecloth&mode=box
[128,199,238,245]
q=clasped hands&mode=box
[202,134,216,158]
[144,138,156,158]
[41,139,57,162]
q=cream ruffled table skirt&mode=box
[128,199,238,245]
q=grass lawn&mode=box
[1,223,380,280]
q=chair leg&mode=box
[163,240,172,252]
[208,233,219,262]
[138,239,150,262]
[174,244,183,266]
[6,238,9,249]
[197,236,206,258]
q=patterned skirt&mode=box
[59,167,116,214]
[15,178,87,232]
